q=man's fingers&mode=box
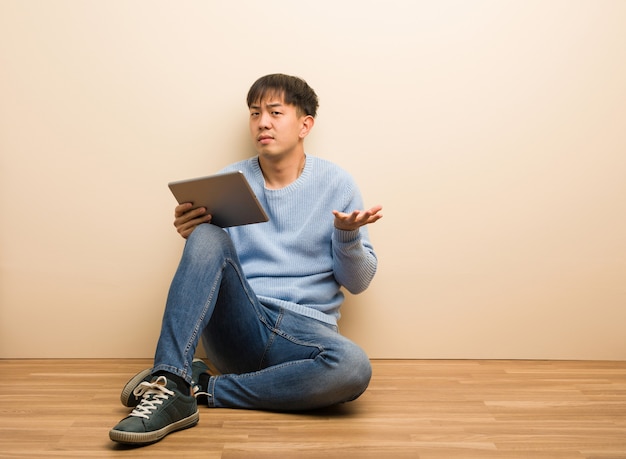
[173,204,211,238]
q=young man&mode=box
[109,74,383,445]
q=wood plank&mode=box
[0,359,624,458]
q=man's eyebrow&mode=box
[250,102,284,110]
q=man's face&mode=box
[249,94,309,160]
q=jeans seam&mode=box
[181,260,225,373]
[226,257,273,329]
[259,307,284,369]
[207,375,217,408]
[271,316,327,351]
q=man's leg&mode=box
[201,305,373,411]
[110,224,269,444]
[152,223,269,383]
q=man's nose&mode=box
[258,111,271,129]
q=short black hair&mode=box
[247,74,319,118]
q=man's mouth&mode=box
[257,135,274,144]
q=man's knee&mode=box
[337,343,372,401]
[187,223,227,244]
[185,224,234,259]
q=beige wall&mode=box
[1,1,625,360]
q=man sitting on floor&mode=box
[109,73,382,445]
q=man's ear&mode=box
[299,115,315,139]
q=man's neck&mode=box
[259,153,306,189]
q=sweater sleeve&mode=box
[332,226,378,294]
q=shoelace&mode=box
[129,376,174,419]
[192,384,210,400]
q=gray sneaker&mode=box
[120,359,210,407]
[109,376,199,445]
[190,358,211,404]
[120,368,153,407]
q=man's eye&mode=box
[250,112,259,117]
[271,111,281,116]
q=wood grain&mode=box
[0,359,624,458]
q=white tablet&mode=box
[168,171,269,227]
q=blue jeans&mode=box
[153,224,372,411]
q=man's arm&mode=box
[331,205,383,294]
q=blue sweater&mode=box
[220,155,377,325]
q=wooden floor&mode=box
[0,359,625,458]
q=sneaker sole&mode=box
[120,368,153,407]
[109,410,199,445]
